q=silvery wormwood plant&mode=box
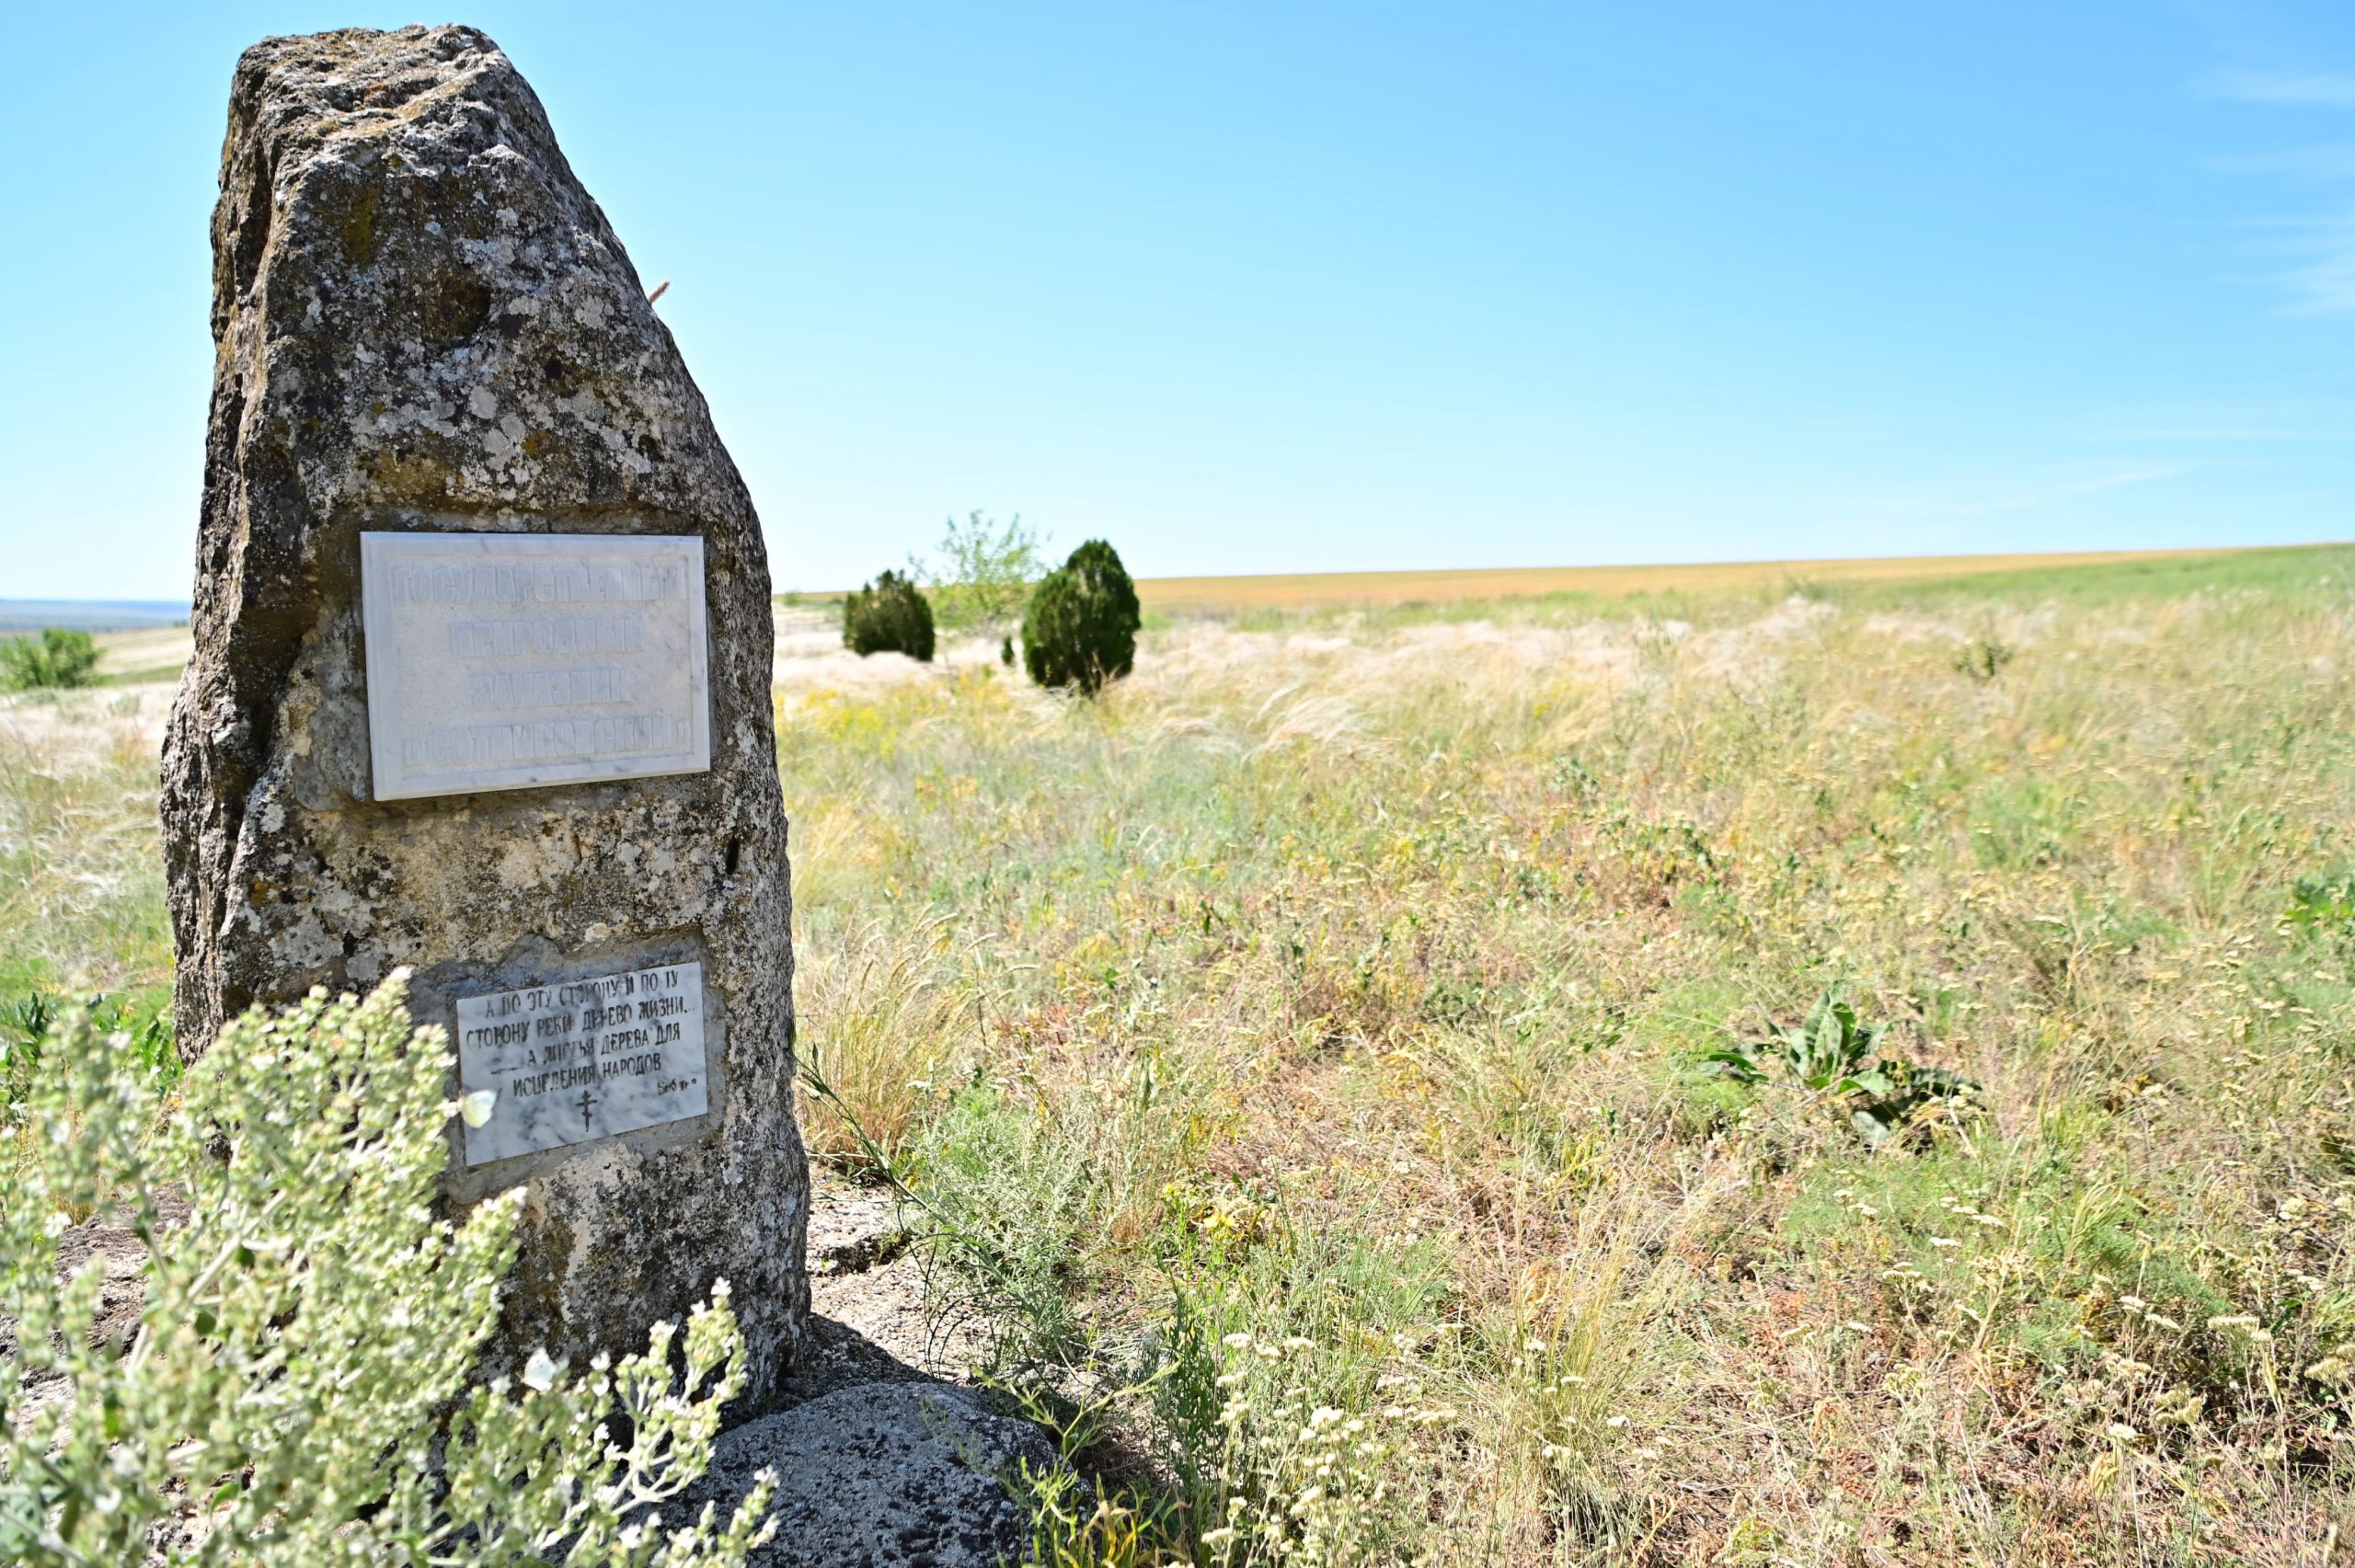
[0,974,774,1566]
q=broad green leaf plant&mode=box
[0,974,774,1566]
[1699,987,1979,1148]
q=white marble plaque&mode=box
[457,961,708,1166]
[361,531,710,800]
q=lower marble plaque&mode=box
[456,961,708,1167]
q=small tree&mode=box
[0,629,102,692]
[842,570,936,661]
[920,511,1048,633]
[1022,540,1141,696]
[0,976,773,1567]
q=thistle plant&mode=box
[0,974,773,1566]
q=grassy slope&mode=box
[10,544,2355,1561]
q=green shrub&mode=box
[0,976,772,1567]
[0,629,101,692]
[843,570,936,661]
[1952,636,2016,681]
[1022,540,1141,695]
[2285,866,2355,942]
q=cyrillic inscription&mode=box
[362,532,710,799]
[456,961,709,1166]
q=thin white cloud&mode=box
[1852,466,2186,522]
[2057,467,2182,498]
[2206,68,2355,106]
[2199,61,2355,311]
[2097,424,2352,442]
[2279,211,2355,313]
[2206,143,2355,179]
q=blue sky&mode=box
[3,1,2352,597]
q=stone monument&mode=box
[161,25,807,1397]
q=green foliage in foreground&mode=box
[1023,540,1141,695]
[0,977,772,1567]
[0,629,101,692]
[844,569,937,662]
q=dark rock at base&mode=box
[681,1384,1062,1568]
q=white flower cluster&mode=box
[1193,1330,1437,1567]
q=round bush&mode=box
[842,570,936,661]
[0,628,102,692]
[1021,540,1140,695]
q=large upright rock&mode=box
[162,26,807,1396]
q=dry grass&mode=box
[93,625,193,687]
[785,545,2355,1563]
[1132,545,2270,613]
[0,687,173,1000]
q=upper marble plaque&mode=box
[361,532,710,800]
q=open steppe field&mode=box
[1132,544,2275,615]
[12,541,2355,1563]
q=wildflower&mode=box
[2302,1356,2350,1387]
[2105,1423,2140,1443]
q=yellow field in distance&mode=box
[1134,545,2244,612]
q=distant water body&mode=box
[0,600,191,633]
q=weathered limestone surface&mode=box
[161,25,806,1395]
[671,1384,1063,1568]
